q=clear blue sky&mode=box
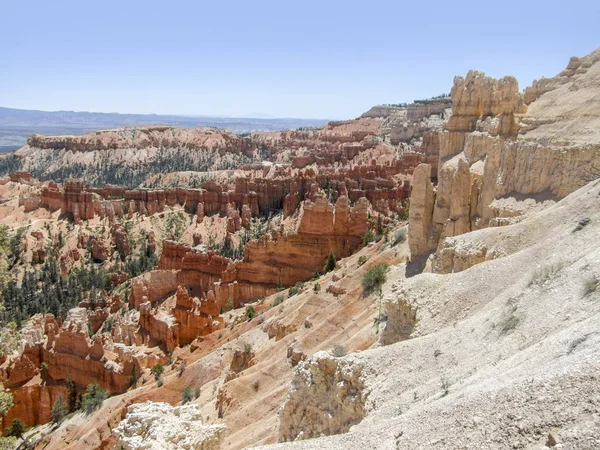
[1,0,598,119]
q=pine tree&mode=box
[323,250,337,274]
[51,396,68,424]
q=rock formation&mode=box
[409,57,600,261]
[279,352,368,442]
[113,402,225,450]
[147,196,371,311]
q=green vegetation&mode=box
[245,306,257,321]
[391,228,407,246]
[164,212,187,241]
[313,283,321,293]
[51,396,68,425]
[181,386,194,404]
[67,375,77,413]
[150,363,164,381]
[129,365,140,388]
[2,253,110,326]
[0,384,13,416]
[362,263,389,296]
[5,418,24,438]
[358,255,367,266]
[402,204,410,222]
[122,239,158,277]
[322,250,336,274]
[81,383,108,414]
[331,344,347,357]
[583,275,598,296]
[362,230,376,246]
[288,282,305,297]
[273,294,284,306]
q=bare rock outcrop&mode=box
[278,352,368,442]
[409,57,600,259]
[113,402,225,450]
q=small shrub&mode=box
[273,294,284,306]
[362,230,375,246]
[178,362,185,377]
[288,282,305,297]
[323,250,337,274]
[434,349,442,358]
[500,313,520,335]
[150,364,164,381]
[583,275,598,296]
[313,283,321,293]
[311,271,320,281]
[194,387,201,399]
[156,378,163,387]
[568,335,588,354]
[373,312,387,326]
[358,255,367,266]
[331,344,347,357]
[104,316,114,332]
[440,378,450,397]
[129,365,140,388]
[402,205,410,221]
[51,396,68,425]
[245,307,257,321]
[252,379,260,392]
[217,332,223,340]
[573,217,590,232]
[243,343,253,354]
[6,418,25,438]
[81,383,108,414]
[182,386,194,404]
[362,263,389,296]
[528,261,566,287]
[392,228,407,246]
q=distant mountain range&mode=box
[0,106,330,153]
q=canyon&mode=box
[0,47,598,450]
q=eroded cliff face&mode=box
[135,195,371,311]
[409,55,600,263]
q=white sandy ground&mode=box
[258,178,600,450]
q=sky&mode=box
[1,0,598,119]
